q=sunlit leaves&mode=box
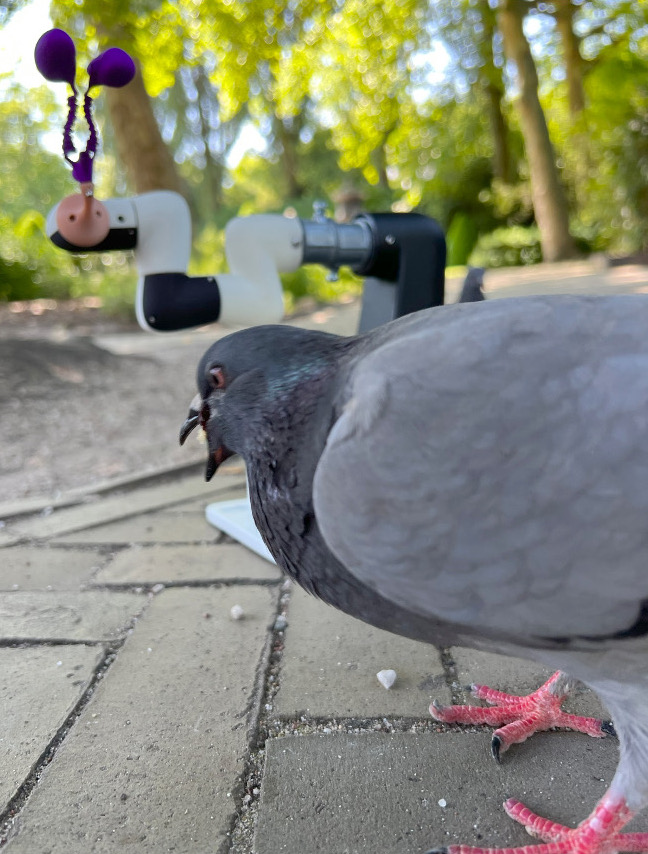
[27,0,648,276]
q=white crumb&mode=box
[376,669,397,690]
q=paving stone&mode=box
[0,591,145,641]
[255,730,638,854]
[0,547,108,591]
[0,646,102,810]
[450,648,609,719]
[157,495,232,515]
[95,543,281,585]
[0,494,81,522]
[53,508,225,545]
[0,530,21,549]
[9,474,245,542]
[273,588,450,718]
[4,586,277,854]
[51,488,250,545]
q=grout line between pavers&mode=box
[90,579,283,592]
[0,638,107,648]
[0,639,125,847]
[227,580,292,854]
[440,646,467,705]
[58,540,234,548]
[39,542,131,553]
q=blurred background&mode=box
[0,0,647,320]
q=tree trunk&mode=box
[275,117,305,200]
[497,0,577,261]
[105,62,185,197]
[374,139,390,191]
[486,79,514,183]
[193,66,224,211]
[479,0,514,183]
[554,0,586,115]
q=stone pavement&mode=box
[0,460,642,854]
[4,260,648,853]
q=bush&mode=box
[281,265,362,313]
[0,257,42,301]
[469,226,542,268]
[96,269,138,319]
[0,210,84,301]
[446,212,478,267]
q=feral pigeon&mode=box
[458,266,486,303]
[181,295,648,854]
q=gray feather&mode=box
[314,295,648,644]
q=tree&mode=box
[104,63,185,196]
[430,0,517,185]
[549,0,648,118]
[0,0,27,22]
[48,1,186,196]
[27,0,648,278]
[49,0,338,206]
[281,0,429,193]
[479,0,516,184]
[553,0,586,115]
[0,82,81,298]
[498,0,577,261]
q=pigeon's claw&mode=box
[430,671,613,762]
[426,794,648,854]
[491,734,502,764]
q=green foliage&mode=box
[469,226,542,268]
[0,257,40,301]
[3,0,648,314]
[577,52,648,252]
[0,82,82,299]
[95,267,138,319]
[446,211,479,266]
[0,210,78,300]
[0,1,29,23]
[0,83,71,209]
[281,266,362,313]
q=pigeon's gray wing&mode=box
[313,295,648,644]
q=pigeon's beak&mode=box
[179,393,234,481]
[179,394,202,446]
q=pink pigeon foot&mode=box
[430,671,615,762]
[425,792,648,854]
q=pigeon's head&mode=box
[179,324,341,481]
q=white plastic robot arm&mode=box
[216,214,303,326]
[47,190,304,331]
[47,189,444,334]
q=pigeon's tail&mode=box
[458,267,486,303]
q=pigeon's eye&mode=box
[209,366,227,390]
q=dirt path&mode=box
[0,298,359,503]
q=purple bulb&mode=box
[87,48,136,89]
[34,29,76,88]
